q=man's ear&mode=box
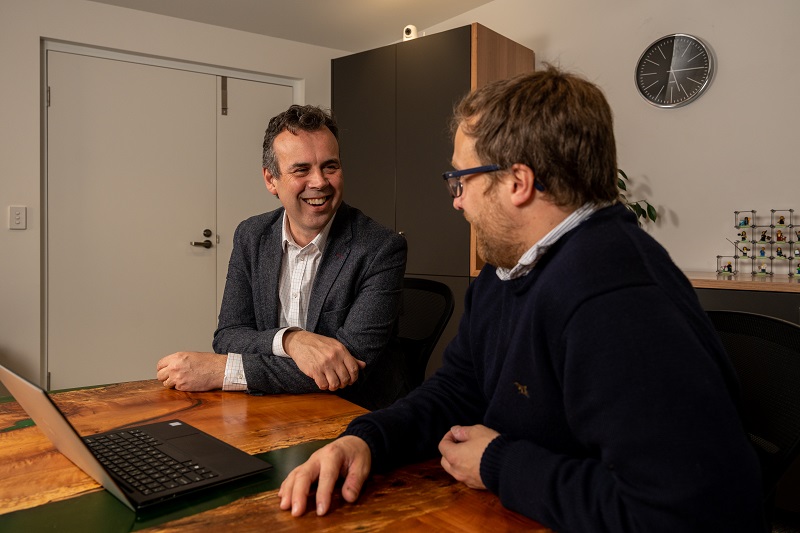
[263,168,279,197]
[508,163,538,207]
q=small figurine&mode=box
[776,229,785,242]
[760,263,768,273]
[795,249,800,258]
[760,247,766,257]
[741,246,749,257]
[776,247,783,257]
[738,230,747,241]
[760,230,771,242]
[724,262,733,273]
[778,215,786,225]
[795,229,800,241]
[739,217,749,227]
[797,264,800,275]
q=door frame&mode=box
[40,40,301,388]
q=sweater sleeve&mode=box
[343,281,488,472]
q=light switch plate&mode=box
[9,206,27,230]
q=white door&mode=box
[46,52,290,389]
[216,77,287,310]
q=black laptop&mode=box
[0,363,271,511]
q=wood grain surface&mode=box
[0,380,365,514]
[0,380,551,532]
[143,458,549,532]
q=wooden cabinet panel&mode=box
[332,45,396,230]
[396,26,472,276]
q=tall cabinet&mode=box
[332,23,534,376]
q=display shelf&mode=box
[722,209,796,277]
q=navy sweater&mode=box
[344,204,764,532]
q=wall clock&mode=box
[635,34,715,108]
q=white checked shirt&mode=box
[495,203,600,281]
[223,212,335,391]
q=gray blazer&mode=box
[213,203,409,409]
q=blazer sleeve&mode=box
[213,216,280,356]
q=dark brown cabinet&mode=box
[332,23,534,375]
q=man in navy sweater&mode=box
[278,66,765,532]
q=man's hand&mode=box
[438,424,500,490]
[279,436,371,517]
[283,330,366,391]
[156,352,226,391]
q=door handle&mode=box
[190,240,213,249]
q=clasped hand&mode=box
[283,330,366,391]
[438,424,499,490]
[156,351,226,391]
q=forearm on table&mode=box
[240,352,326,394]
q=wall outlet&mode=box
[9,206,27,230]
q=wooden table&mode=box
[0,380,550,532]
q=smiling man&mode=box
[157,105,409,410]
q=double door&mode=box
[46,50,289,389]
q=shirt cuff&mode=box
[223,353,247,391]
[273,327,301,357]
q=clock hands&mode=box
[668,71,685,96]
[668,66,707,73]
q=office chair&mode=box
[397,277,455,389]
[706,310,800,522]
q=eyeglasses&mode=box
[442,164,544,198]
[442,165,502,198]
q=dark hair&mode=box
[452,65,619,208]
[262,105,339,176]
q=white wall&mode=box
[426,0,800,272]
[0,0,347,385]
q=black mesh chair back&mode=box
[707,310,800,504]
[397,277,455,389]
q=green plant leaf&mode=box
[646,203,658,222]
[617,169,658,224]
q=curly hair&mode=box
[262,105,339,176]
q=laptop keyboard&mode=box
[84,428,219,495]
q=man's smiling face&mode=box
[264,126,344,247]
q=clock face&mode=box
[636,34,714,108]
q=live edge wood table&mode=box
[0,380,550,532]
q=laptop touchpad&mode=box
[159,434,232,463]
